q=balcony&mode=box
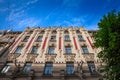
[82,53,94,61]
[45,54,57,62]
[64,53,76,62]
[50,39,56,42]
[26,53,38,62]
[7,53,21,61]
[0,38,14,43]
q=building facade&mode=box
[0,27,103,80]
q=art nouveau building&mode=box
[0,27,103,80]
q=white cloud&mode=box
[55,16,87,27]
[7,10,25,21]
[85,24,98,30]
[0,8,8,12]
[5,0,40,30]
[26,0,38,6]
[18,18,41,28]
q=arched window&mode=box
[64,30,69,34]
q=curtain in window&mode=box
[23,63,32,74]
[44,63,53,75]
[65,47,71,54]
[66,63,74,75]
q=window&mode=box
[48,46,55,54]
[52,31,57,34]
[0,45,3,50]
[40,31,45,34]
[44,63,53,75]
[36,36,42,41]
[64,30,69,34]
[78,35,84,41]
[14,46,22,54]
[23,36,29,41]
[23,63,32,74]
[87,62,96,74]
[31,46,38,54]
[76,30,80,34]
[64,35,70,41]
[82,46,89,54]
[28,31,33,34]
[1,63,11,74]
[65,46,72,54]
[66,62,74,75]
[50,36,56,41]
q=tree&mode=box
[94,10,120,80]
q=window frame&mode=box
[14,46,23,54]
[44,62,53,75]
[31,46,38,54]
[65,46,72,54]
[66,62,75,75]
[76,30,80,34]
[40,31,45,34]
[23,36,30,42]
[50,36,56,41]
[78,35,84,41]
[87,62,96,74]
[22,62,32,74]
[36,36,42,42]
[64,30,69,34]
[81,46,89,54]
[64,35,70,41]
[0,62,11,74]
[48,46,55,54]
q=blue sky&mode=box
[0,0,120,31]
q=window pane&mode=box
[15,46,22,54]
[1,63,11,74]
[65,47,71,54]
[40,31,45,34]
[76,30,80,33]
[51,36,56,41]
[31,46,38,54]
[44,63,53,75]
[48,47,54,54]
[23,36,29,41]
[64,36,70,41]
[23,63,32,74]
[66,63,74,75]
[82,46,89,54]
[64,31,69,34]
[78,35,84,40]
[87,62,96,74]
[37,36,42,41]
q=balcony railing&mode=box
[82,53,94,61]
[26,53,38,62]
[7,53,21,61]
[64,53,76,62]
[0,38,14,43]
[45,54,57,62]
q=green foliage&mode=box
[94,10,120,80]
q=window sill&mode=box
[45,53,57,55]
[50,40,56,42]
[35,40,42,42]
[79,40,86,42]
[64,53,76,55]
[64,40,71,42]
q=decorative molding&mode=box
[82,53,94,61]
[64,54,76,62]
[26,53,38,63]
[45,54,57,62]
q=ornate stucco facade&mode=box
[0,27,103,80]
